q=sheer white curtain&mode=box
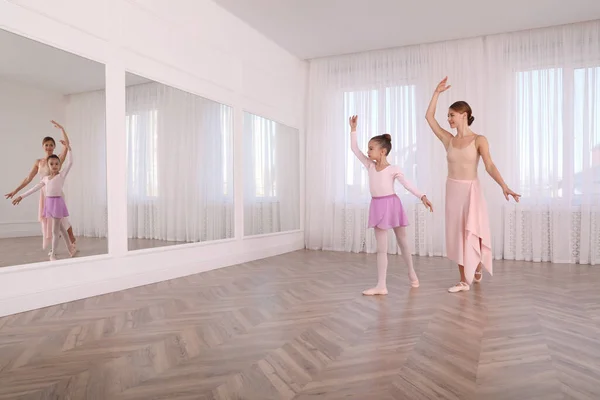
[306,20,600,265]
[126,82,234,242]
[243,112,300,235]
[63,90,108,238]
[485,23,600,264]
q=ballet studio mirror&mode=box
[0,28,108,267]
[125,72,234,251]
[243,112,300,236]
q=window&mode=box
[574,67,600,197]
[251,116,277,198]
[127,105,233,199]
[516,68,564,197]
[344,85,418,198]
[126,109,158,198]
[516,66,600,198]
[220,105,234,197]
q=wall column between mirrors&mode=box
[105,53,128,257]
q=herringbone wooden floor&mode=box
[0,236,187,268]
[1,250,599,399]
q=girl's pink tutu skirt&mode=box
[43,196,70,219]
[368,194,408,229]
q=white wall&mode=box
[0,78,66,238]
[0,0,308,317]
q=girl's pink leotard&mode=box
[350,131,424,199]
[21,152,73,199]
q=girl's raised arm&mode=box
[349,115,372,169]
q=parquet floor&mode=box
[0,236,187,268]
[1,250,599,399]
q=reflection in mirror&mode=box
[125,73,234,251]
[0,28,108,267]
[243,113,300,236]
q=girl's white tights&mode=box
[393,226,419,286]
[362,226,420,296]
[50,217,75,261]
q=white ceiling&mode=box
[214,0,600,59]
[0,28,148,95]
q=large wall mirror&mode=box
[0,28,108,267]
[125,73,234,251]
[243,112,300,236]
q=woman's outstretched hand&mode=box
[435,77,451,94]
[51,120,64,130]
[503,186,521,202]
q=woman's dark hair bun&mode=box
[382,133,392,142]
[450,101,475,126]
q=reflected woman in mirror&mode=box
[5,120,77,252]
[12,143,76,261]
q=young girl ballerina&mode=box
[349,115,433,295]
[12,146,76,261]
[5,120,77,251]
[425,77,520,293]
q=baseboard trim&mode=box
[0,222,40,238]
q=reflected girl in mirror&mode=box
[12,143,77,261]
[5,120,77,252]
